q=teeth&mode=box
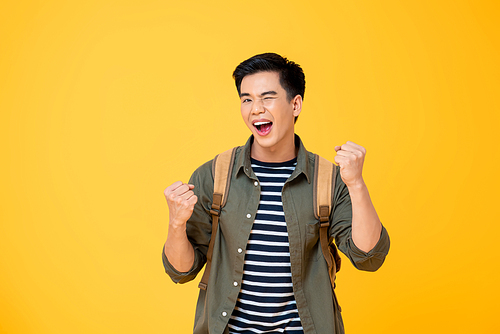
[254,121,271,126]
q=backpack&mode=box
[197,147,342,296]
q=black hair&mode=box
[232,53,305,123]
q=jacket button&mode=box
[233,281,238,287]
[254,181,258,186]
[246,213,251,218]
[222,311,227,317]
[237,248,243,253]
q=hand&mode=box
[334,141,366,189]
[164,181,198,227]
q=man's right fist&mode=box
[164,181,198,226]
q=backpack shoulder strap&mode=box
[314,154,341,291]
[314,155,335,222]
[198,147,238,290]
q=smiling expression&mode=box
[240,71,302,162]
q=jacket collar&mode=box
[235,134,312,184]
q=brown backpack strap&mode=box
[198,147,237,290]
[314,155,335,221]
[314,155,341,295]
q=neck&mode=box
[250,134,298,162]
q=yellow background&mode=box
[1,0,499,333]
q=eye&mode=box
[242,98,251,103]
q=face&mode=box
[240,71,302,159]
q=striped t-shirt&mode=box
[228,157,304,334]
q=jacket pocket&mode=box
[305,222,321,262]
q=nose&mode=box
[252,99,265,114]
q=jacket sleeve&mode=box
[162,160,215,283]
[329,166,390,272]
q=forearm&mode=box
[164,219,195,272]
[348,180,382,253]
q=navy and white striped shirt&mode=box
[228,157,304,334]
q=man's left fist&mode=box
[334,141,366,189]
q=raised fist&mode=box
[334,141,366,189]
[164,181,198,227]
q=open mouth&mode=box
[253,121,273,136]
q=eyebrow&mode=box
[240,90,278,98]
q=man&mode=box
[162,53,390,334]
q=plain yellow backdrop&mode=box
[1,0,499,333]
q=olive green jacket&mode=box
[162,135,390,334]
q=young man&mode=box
[162,53,390,334]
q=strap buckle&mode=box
[210,208,220,216]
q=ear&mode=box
[291,94,302,118]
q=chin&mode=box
[253,136,278,148]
